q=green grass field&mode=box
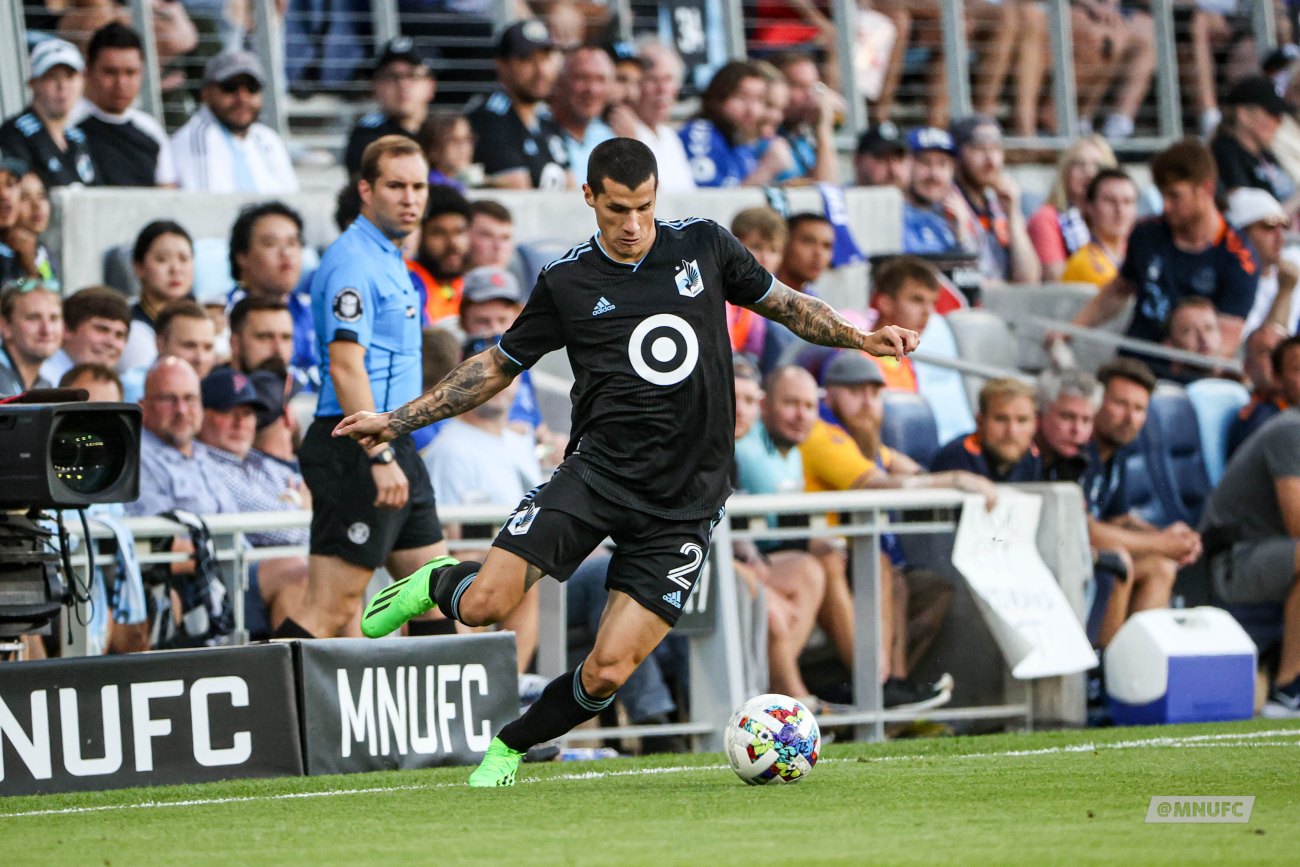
[3,719,1298,865]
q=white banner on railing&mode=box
[951,490,1098,678]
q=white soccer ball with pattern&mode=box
[724,693,820,785]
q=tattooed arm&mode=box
[748,281,920,359]
[333,346,518,449]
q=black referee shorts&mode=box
[300,417,444,569]
[492,466,719,626]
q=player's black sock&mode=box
[431,560,482,623]
[270,617,314,639]
[497,664,615,753]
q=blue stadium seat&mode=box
[1221,603,1284,655]
[1186,378,1251,485]
[881,391,940,468]
[1148,384,1212,526]
[913,313,976,445]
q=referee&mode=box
[276,135,448,639]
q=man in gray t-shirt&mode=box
[1200,408,1300,717]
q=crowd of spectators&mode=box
[4,8,1300,734]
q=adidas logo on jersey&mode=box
[592,296,616,316]
[662,591,682,609]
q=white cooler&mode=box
[1104,607,1257,725]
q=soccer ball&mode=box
[724,693,820,785]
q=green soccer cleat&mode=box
[467,737,525,788]
[360,555,458,638]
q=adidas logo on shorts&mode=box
[592,296,616,316]
[662,590,682,609]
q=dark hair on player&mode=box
[586,137,659,195]
[62,285,130,331]
[132,220,192,264]
[1097,357,1157,394]
[87,22,142,68]
[229,201,304,283]
[229,296,289,336]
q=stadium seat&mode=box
[944,308,1019,410]
[913,313,976,445]
[1148,384,1212,526]
[102,243,137,297]
[880,391,940,467]
[979,282,1096,370]
[1221,603,1284,656]
[1185,378,1251,485]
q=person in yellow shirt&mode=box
[802,351,996,706]
[1060,169,1139,289]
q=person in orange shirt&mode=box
[407,185,470,327]
[867,255,944,391]
[803,351,996,706]
[727,206,786,357]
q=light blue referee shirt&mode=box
[312,214,423,416]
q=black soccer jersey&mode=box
[75,113,162,187]
[0,107,96,189]
[498,218,775,520]
[344,112,414,176]
[465,91,570,190]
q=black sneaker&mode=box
[883,676,952,712]
[1263,677,1300,718]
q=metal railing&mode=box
[57,487,1067,748]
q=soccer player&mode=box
[335,138,919,787]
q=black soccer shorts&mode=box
[300,418,444,569]
[491,466,719,626]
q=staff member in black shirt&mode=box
[70,23,177,188]
[1210,76,1300,215]
[0,39,97,190]
[465,19,572,190]
[344,37,437,177]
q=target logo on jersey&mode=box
[628,314,700,386]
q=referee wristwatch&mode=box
[368,447,396,466]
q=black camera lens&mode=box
[49,413,130,496]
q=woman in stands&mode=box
[1025,135,1117,281]
[418,111,478,192]
[679,60,794,188]
[119,219,194,370]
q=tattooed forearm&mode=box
[750,282,865,349]
[386,348,514,437]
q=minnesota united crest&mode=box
[674,259,704,298]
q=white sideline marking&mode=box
[2,729,1297,819]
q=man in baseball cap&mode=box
[902,126,968,256]
[465,20,571,189]
[344,37,438,175]
[950,113,1040,283]
[460,266,524,338]
[0,38,97,189]
[1227,187,1300,336]
[853,121,909,188]
[1216,76,1297,207]
[172,49,297,192]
